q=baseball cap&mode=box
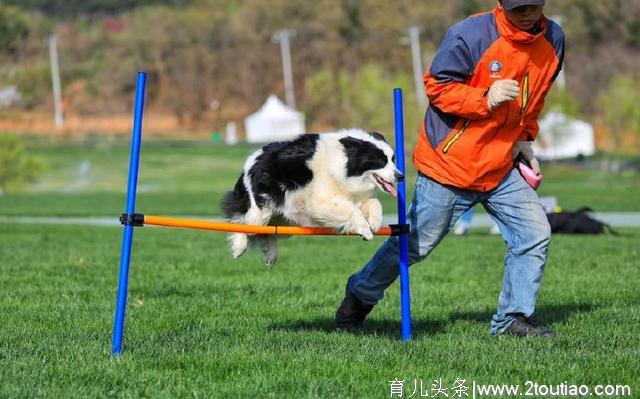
[502,0,545,10]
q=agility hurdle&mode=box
[112,72,412,355]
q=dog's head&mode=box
[338,130,403,196]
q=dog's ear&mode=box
[340,136,387,176]
[368,131,386,142]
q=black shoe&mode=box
[335,292,374,330]
[504,314,554,337]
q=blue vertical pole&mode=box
[112,72,147,355]
[393,88,412,341]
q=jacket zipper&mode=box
[442,119,470,154]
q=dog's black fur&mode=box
[339,136,391,177]
[221,172,250,218]
[222,134,320,217]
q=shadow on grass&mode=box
[450,302,599,325]
[269,303,600,338]
[269,317,446,338]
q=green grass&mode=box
[537,164,640,212]
[0,137,638,216]
[1,137,639,396]
[0,138,255,216]
[1,223,638,398]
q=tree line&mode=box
[0,0,639,149]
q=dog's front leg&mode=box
[310,197,374,240]
[360,198,383,233]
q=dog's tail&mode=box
[221,173,250,220]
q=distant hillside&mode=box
[0,0,639,150]
[5,0,193,18]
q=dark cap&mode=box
[502,0,545,10]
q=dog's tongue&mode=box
[382,180,397,197]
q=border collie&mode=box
[221,129,403,267]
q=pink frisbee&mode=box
[518,161,542,190]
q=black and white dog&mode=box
[221,129,403,267]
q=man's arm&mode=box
[425,27,491,120]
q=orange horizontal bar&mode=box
[144,215,392,236]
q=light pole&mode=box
[272,29,296,109]
[48,34,64,130]
[407,26,427,105]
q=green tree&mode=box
[0,6,29,58]
[4,0,193,18]
[543,86,582,119]
[598,73,640,152]
[306,64,420,142]
[6,64,51,109]
[0,135,45,194]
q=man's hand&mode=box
[513,141,541,175]
[487,79,519,110]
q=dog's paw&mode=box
[348,214,375,241]
[263,241,278,268]
[264,256,277,268]
[354,222,374,240]
[229,233,248,259]
[260,236,278,267]
[360,228,374,241]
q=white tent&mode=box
[244,95,305,143]
[533,111,596,160]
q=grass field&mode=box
[0,137,638,216]
[1,223,638,398]
[1,137,639,398]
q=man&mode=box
[336,0,564,337]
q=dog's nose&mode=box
[395,172,404,182]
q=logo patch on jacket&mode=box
[489,61,502,78]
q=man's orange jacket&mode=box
[414,7,564,191]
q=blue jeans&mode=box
[347,168,551,335]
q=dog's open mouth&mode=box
[374,174,397,197]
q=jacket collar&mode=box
[494,7,547,44]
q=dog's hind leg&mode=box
[261,235,278,268]
[237,205,278,266]
[259,212,294,267]
[228,205,269,259]
[229,232,248,259]
[248,234,278,267]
